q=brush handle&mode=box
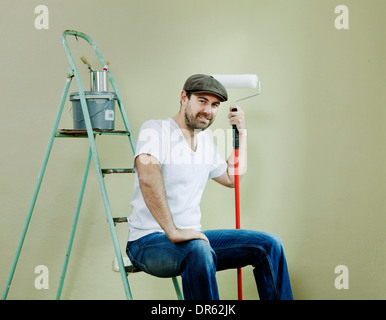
[80,56,93,71]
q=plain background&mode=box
[1,0,385,299]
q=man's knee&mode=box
[186,239,217,268]
[267,233,284,248]
[260,233,285,257]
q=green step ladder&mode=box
[2,30,182,300]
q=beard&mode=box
[184,103,214,131]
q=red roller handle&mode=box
[232,108,242,300]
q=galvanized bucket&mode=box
[90,70,108,91]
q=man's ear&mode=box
[180,90,188,107]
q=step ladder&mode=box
[2,30,182,300]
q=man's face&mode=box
[182,92,221,131]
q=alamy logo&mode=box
[334,265,349,290]
[334,5,349,30]
[34,265,49,290]
[34,5,49,30]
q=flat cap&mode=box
[183,74,228,102]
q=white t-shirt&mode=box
[127,118,227,241]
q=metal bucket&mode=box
[90,71,108,91]
[70,91,116,130]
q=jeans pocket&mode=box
[126,233,180,277]
[127,234,164,274]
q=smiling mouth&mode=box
[197,114,210,121]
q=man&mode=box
[126,74,293,300]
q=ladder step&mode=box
[102,168,135,174]
[113,217,128,224]
[56,129,131,137]
[112,216,128,227]
[125,265,141,273]
[112,257,141,273]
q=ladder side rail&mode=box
[56,147,92,300]
[61,31,133,300]
[109,75,136,153]
[1,69,74,300]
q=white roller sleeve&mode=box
[211,74,258,89]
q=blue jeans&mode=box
[126,229,293,300]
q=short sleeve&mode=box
[134,120,166,166]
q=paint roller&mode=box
[211,74,261,301]
[212,74,260,154]
[212,74,260,102]
[212,73,260,157]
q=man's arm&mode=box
[136,154,209,243]
[213,106,247,188]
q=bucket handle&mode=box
[72,98,113,123]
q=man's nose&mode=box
[201,104,211,115]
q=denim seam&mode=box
[127,242,152,273]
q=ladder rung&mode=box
[113,217,128,224]
[56,129,131,137]
[125,265,141,273]
[102,168,135,174]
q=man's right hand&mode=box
[167,228,209,244]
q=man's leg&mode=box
[204,229,293,300]
[126,232,219,300]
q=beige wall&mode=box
[1,0,385,299]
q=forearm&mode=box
[136,155,177,237]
